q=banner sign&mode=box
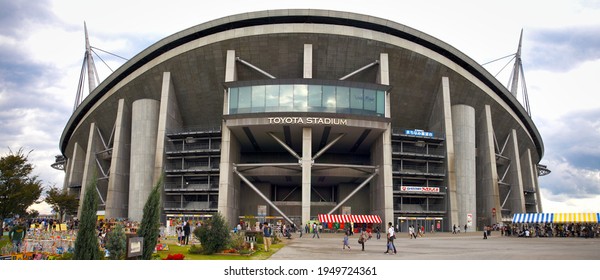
[405,129,434,137]
[268,117,348,125]
[400,186,440,193]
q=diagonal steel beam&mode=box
[328,171,378,215]
[268,132,301,161]
[233,165,295,226]
[312,133,344,161]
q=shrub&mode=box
[229,232,246,251]
[188,244,203,254]
[105,224,127,260]
[193,212,230,254]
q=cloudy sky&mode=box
[1,0,599,215]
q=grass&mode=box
[155,238,285,260]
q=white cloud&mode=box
[3,0,600,216]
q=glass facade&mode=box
[229,83,386,116]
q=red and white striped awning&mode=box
[318,214,382,224]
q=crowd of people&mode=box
[500,223,599,238]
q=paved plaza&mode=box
[269,231,600,260]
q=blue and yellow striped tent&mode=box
[512,213,600,223]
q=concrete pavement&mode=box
[269,231,600,260]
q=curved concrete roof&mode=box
[61,9,543,158]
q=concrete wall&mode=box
[105,99,131,219]
[451,104,476,230]
[128,99,159,221]
[337,183,370,215]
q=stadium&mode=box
[56,9,548,231]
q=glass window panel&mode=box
[293,84,308,111]
[251,85,265,112]
[376,90,386,115]
[279,85,293,111]
[322,86,336,111]
[308,85,322,107]
[336,86,350,110]
[350,87,363,110]
[363,89,376,112]
[238,87,251,108]
[229,88,238,113]
[265,85,279,110]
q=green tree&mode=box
[45,186,79,230]
[105,223,127,260]
[137,176,162,260]
[0,148,44,224]
[193,212,230,254]
[73,175,101,260]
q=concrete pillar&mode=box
[301,127,312,225]
[78,123,103,218]
[303,44,312,79]
[523,149,541,212]
[451,104,476,231]
[128,99,159,222]
[440,77,459,231]
[373,52,393,225]
[65,142,85,194]
[476,105,502,228]
[506,129,526,213]
[153,72,184,222]
[218,49,241,227]
[371,125,394,227]
[105,99,131,219]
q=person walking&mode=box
[312,223,320,238]
[384,222,397,254]
[9,221,27,253]
[464,224,468,233]
[359,229,368,251]
[483,225,488,239]
[183,221,191,245]
[342,230,351,250]
[263,222,272,252]
[376,226,381,240]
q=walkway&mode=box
[270,231,600,260]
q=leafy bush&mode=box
[193,212,230,254]
[105,224,127,260]
[229,232,246,251]
[188,244,203,254]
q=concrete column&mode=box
[65,142,85,194]
[506,129,526,213]
[218,49,241,227]
[128,99,159,222]
[105,99,131,219]
[78,122,103,219]
[153,72,183,184]
[476,105,502,228]
[371,125,394,227]
[303,44,312,79]
[451,104,476,230]
[377,53,391,118]
[440,77,459,231]
[301,127,312,225]
[523,149,541,212]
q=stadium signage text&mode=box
[405,129,434,137]
[401,186,440,193]
[267,117,348,125]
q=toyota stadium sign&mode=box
[401,186,440,193]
